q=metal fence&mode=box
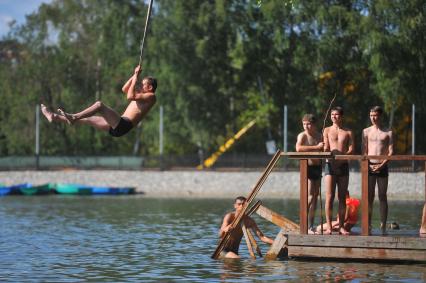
[0,155,423,171]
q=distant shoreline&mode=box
[0,170,424,200]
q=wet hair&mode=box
[234,196,247,203]
[331,106,344,115]
[143,76,157,92]
[370,106,383,115]
[302,114,316,123]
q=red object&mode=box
[346,197,360,224]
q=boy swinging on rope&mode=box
[41,65,157,137]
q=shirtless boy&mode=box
[362,106,393,235]
[41,65,157,137]
[219,196,273,259]
[323,106,354,235]
[296,114,324,234]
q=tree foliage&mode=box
[0,0,424,157]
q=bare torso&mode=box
[221,212,255,252]
[122,96,156,126]
[223,212,243,251]
[298,132,322,165]
[363,126,392,163]
[324,125,353,165]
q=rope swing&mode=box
[137,0,154,70]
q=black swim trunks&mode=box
[109,117,134,137]
[223,247,239,254]
[219,246,239,258]
[308,165,322,180]
[324,162,349,176]
[368,162,389,177]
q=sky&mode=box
[0,0,52,37]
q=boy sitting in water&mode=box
[219,196,273,259]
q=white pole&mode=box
[284,105,288,152]
[412,104,415,171]
[159,105,163,155]
[412,104,415,155]
[35,105,40,169]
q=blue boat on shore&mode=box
[53,183,135,195]
[90,186,135,195]
[0,183,135,196]
[20,183,54,195]
[0,183,33,196]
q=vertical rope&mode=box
[318,90,338,234]
[138,0,154,69]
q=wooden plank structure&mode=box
[286,235,426,262]
[280,152,426,262]
[212,151,426,262]
[211,150,282,259]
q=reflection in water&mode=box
[0,197,425,282]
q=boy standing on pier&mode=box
[362,106,393,235]
[219,196,273,259]
[323,106,355,235]
[296,114,324,234]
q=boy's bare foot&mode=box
[339,227,350,235]
[57,108,74,125]
[41,104,54,122]
[420,227,426,236]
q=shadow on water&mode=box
[0,196,425,282]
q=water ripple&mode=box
[0,197,425,282]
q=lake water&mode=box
[0,196,425,282]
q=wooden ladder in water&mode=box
[211,150,282,259]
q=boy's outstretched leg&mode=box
[41,103,113,131]
[58,101,121,129]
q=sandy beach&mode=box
[0,170,424,200]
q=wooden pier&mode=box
[213,151,426,262]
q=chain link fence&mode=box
[0,155,424,172]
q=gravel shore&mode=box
[0,170,425,200]
[0,170,424,200]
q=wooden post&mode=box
[242,224,256,259]
[300,159,308,234]
[256,205,299,231]
[361,158,369,235]
[246,228,262,257]
[265,228,288,260]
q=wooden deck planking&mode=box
[288,246,426,261]
[287,235,426,250]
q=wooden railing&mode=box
[282,152,426,236]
